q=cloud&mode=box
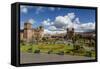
[67,13,75,20]
[44,29,66,35]
[20,18,35,30]
[42,18,51,26]
[49,7,55,11]
[27,18,35,24]
[48,26,57,31]
[42,12,75,34]
[79,22,95,30]
[57,8,61,10]
[42,12,95,33]
[44,29,55,34]
[74,17,80,24]
[52,13,75,29]
[53,13,95,32]
[21,6,44,14]
[74,22,95,32]
[20,21,24,29]
[36,7,44,14]
[20,6,28,14]
[54,15,73,28]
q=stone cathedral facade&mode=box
[20,22,44,42]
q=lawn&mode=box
[20,43,73,53]
[20,42,95,58]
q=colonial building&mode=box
[20,22,44,42]
[20,20,78,43]
[66,27,75,40]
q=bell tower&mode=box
[67,28,74,40]
[23,22,33,42]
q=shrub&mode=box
[65,50,71,54]
[27,48,32,53]
[56,51,64,55]
[84,51,92,57]
[65,51,70,54]
[34,49,40,54]
[20,42,26,46]
[69,50,74,55]
[29,43,33,46]
[47,50,53,54]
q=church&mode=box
[20,22,44,42]
[20,22,75,43]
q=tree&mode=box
[39,26,44,30]
[73,43,85,55]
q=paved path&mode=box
[20,53,95,64]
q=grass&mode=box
[20,42,95,58]
[20,43,73,53]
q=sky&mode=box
[20,5,96,34]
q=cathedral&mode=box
[20,22,75,43]
[20,22,44,42]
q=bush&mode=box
[69,50,74,55]
[56,51,64,55]
[65,50,71,54]
[27,48,32,53]
[65,49,71,54]
[65,51,70,54]
[65,49,76,55]
[34,49,40,54]
[20,42,26,46]
[29,43,33,46]
[84,51,92,57]
[47,50,53,54]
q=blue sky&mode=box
[20,5,95,34]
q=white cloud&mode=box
[44,29,53,34]
[74,22,95,32]
[42,19,51,26]
[44,29,66,35]
[67,13,75,20]
[20,6,28,14]
[47,18,50,22]
[20,18,35,30]
[42,12,77,33]
[74,18,80,24]
[80,22,95,30]
[53,13,95,32]
[57,8,61,10]
[49,7,55,11]
[27,18,35,24]
[48,26,57,31]
[20,21,24,30]
[42,12,95,33]
[54,13,74,28]
[42,18,54,26]
[36,7,43,14]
